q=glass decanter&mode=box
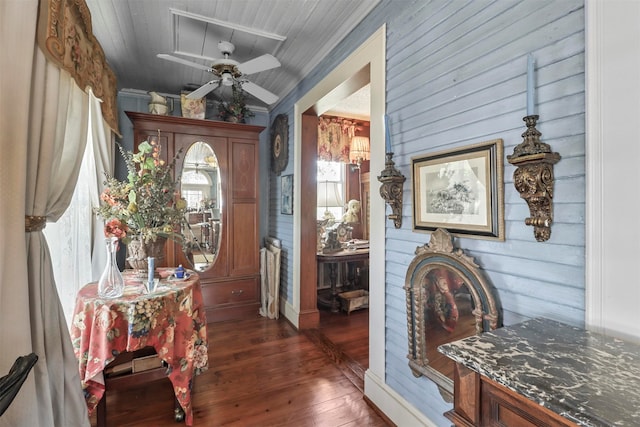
[98,237,125,298]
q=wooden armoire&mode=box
[126,111,265,322]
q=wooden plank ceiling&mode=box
[85,0,378,114]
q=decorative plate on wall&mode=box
[271,114,289,175]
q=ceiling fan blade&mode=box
[157,54,212,73]
[237,54,281,75]
[241,81,279,105]
[186,80,220,99]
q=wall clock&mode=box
[271,114,289,175]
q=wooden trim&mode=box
[299,112,320,329]
[453,363,480,425]
[297,308,320,329]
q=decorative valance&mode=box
[317,116,359,163]
[37,0,119,133]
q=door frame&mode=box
[286,25,387,380]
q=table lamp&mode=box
[317,181,343,221]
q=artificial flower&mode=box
[95,137,187,245]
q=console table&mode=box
[438,318,640,426]
[317,248,369,312]
[69,269,208,426]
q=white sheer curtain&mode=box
[0,1,90,425]
[45,91,113,326]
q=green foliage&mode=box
[218,84,255,123]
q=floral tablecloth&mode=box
[69,269,208,425]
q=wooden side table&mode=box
[316,248,369,312]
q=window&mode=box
[182,170,212,210]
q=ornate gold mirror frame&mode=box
[404,228,501,399]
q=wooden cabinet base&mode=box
[206,302,261,322]
[447,363,577,427]
[201,276,261,322]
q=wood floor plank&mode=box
[90,313,390,427]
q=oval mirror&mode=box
[180,141,222,272]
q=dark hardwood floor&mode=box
[91,308,388,426]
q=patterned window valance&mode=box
[317,116,359,163]
[37,0,119,133]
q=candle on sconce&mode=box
[526,54,535,116]
[385,114,392,153]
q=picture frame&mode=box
[281,174,293,215]
[412,139,504,240]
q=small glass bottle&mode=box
[98,237,125,298]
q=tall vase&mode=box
[126,237,167,272]
[98,237,125,298]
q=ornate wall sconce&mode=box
[507,115,560,242]
[378,152,406,228]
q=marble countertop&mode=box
[438,318,640,427]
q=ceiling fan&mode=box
[157,41,281,105]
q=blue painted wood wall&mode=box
[268,0,585,424]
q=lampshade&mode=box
[349,136,370,166]
[317,181,343,208]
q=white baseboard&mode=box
[364,370,438,427]
[281,299,298,328]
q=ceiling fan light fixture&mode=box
[158,40,281,105]
[221,73,234,87]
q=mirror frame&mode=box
[404,228,502,399]
[180,141,222,272]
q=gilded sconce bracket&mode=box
[377,152,406,228]
[507,115,560,242]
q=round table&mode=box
[69,269,208,426]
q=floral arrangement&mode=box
[96,137,187,245]
[218,84,254,123]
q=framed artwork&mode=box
[180,93,205,119]
[412,139,504,240]
[281,174,293,215]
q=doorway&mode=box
[288,25,387,384]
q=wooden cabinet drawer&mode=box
[202,278,258,307]
[481,379,576,427]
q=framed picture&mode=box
[281,174,293,215]
[412,139,504,240]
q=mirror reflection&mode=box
[423,267,475,381]
[181,141,221,272]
